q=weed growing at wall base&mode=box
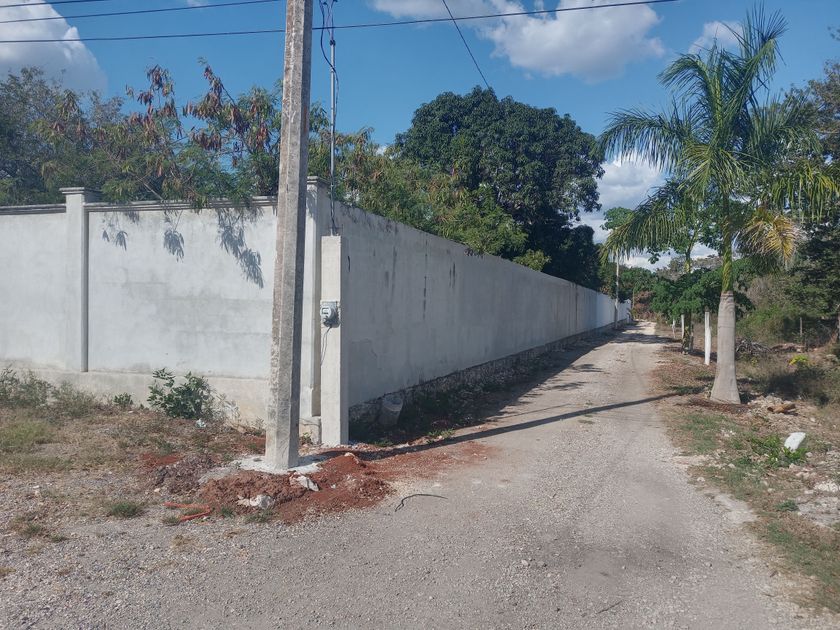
[0,368,49,408]
[147,369,215,421]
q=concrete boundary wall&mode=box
[0,180,628,444]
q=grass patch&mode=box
[52,383,99,418]
[776,499,799,512]
[0,419,53,453]
[0,453,71,475]
[763,520,840,612]
[680,412,727,454]
[0,566,14,578]
[9,514,47,539]
[0,369,50,408]
[740,354,840,407]
[106,501,144,519]
[425,428,454,442]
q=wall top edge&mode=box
[333,200,625,303]
[59,187,99,195]
[0,204,65,215]
[86,197,277,213]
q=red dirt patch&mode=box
[201,470,308,513]
[198,439,494,524]
[139,452,182,469]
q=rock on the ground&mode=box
[236,494,275,509]
[292,475,319,492]
[784,432,807,451]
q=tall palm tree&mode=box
[600,8,836,403]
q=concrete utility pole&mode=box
[265,0,314,469]
[613,257,620,329]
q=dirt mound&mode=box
[184,438,495,525]
[200,470,308,513]
[150,453,218,496]
[198,453,390,523]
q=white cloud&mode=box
[689,21,741,54]
[0,1,106,92]
[370,0,665,82]
[597,156,663,211]
[584,158,717,271]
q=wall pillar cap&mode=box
[59,187,101,195]
[306,176,330,188]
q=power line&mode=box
[440,0,490,91]
[0,0,114,8]
[335,0,681,31]
[0,0,279,26]
[0,28,284,43]
[319,0,340,234]
[0,0,680,43]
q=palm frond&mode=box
[767,161,840,219]
[722,8,787,125]
[602,182,696,260]
[738,206,798,267]
[599,101,694,170]
[745,97,821,167]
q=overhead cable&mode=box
[440,0,491,90]
[0,0,279,25]
[0,0,680,43]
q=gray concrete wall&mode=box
[0,181,628,440]
[327,200,628,408]
[86,200,276,379]
[0,207,68,369]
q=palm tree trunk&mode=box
[681,252,693,354]
[710,220,740,403]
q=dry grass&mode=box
[0,371,264,543]
[654,341,840,614]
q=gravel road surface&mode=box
[2,323,833,629]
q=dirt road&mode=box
[2,323,830,628]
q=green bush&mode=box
[52,383,98,418]
[112,393,133,410]
[148,369,214,420]
[0,368,50,408]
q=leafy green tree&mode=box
[790,218,840,339]
[601,9,838,402]
[0,68,122,205]
[395,87,605,286]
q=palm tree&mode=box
[603,180,704,354]
[600,8,837,403]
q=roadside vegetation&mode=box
[0,368,264,545]
[654,338,840,613]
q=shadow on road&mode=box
[368,392,678,460]
[352,322,674,460]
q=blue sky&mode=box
[2,0,838,266]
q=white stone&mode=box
[236,494,274,509]
[292,475,319,492]
[784,432,807,451]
